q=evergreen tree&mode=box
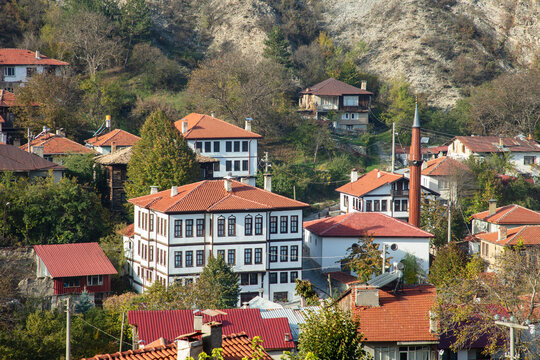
[125,110,200,199]
[75,291,93,313]
[196,255,240,309]
[263,26,292,68]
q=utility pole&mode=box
[27,128,31,152]
[327,274,332,299]
[391,122,396,173]
[66,297,71,360]
[119,311,125,352]
[293,185,296,200]
[447,202,452,243]
[264,152,270,173]
[495,319,529,359]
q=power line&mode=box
[76,315,132,348]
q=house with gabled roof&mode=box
[125,178,309,303]
[0,49,69,91]
[420,156,473,202]
[174,113,261,186]
[303,212,433,275]
[19,130,95,164]
[0,143,65,182]
[471,202,540,235]
[85,128,140,155]
[34,242,117,307]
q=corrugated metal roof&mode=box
[367,271,400,288]
[33,242,117,278]
[259,307,320,342]
[128,309,295,351]
[247,296,283,310]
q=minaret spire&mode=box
[408,98,422,227]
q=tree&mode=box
[263,26,292,68]
[196,255,240,309]
[296,305,367,360]
[125,110,200,199]
[118,0,152,65]
[295,279,319,306]
[428,243,484,288]
[400,253,425,285]
[341,237,389,283]
[75,290,94,313]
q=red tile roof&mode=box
[335,169,403,197]
[80,333,272,360]
[175,113,262,140]
[0,143,64,172]
[304,212,433,238]
[0,49,69,66]
[422,156,470,176]
[129,180,308,214]
[0,90,18,107]
[118,223,135,237]
[352,285,438,342]
[85,129,140,147]
[476,225,540,246]
[20,133,95,155]
[128,309,295,351]
[34,242,117,278]
[325,271,357,284]
[300,78,373,96]
[395,145,447,155]
[454,136,540,153]
[471,204,540,225]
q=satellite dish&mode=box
[421,137,430,144]
[397,262,405,270]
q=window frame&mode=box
[87,275,103,286]
[174,219,182,238]
[213,141,220,152]
[270,216,278,234]
[185,219,194,237]
[227,249,236,265]
[269,246,278,262]
[185,251,193,267]
[226,141,232,152]
[244,248,252,265]
[255,215,263,235]
[254,248,262,264]
[228,216,236,236]
[245,215,253,236]
[217,216,225,237]
[290,245,298,261]
[290,271,298,283]
[242,141,248,152]
[280,246,288,262]
[280,216,288,233]
[4,67,15,77]
[269,272,277,284]
[280,272,288,283]
[196,219,205,237]
[196,250,205,267]
[291,215,299,233]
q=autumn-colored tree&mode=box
[341,237,389,283]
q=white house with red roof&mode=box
[174,113,261,186]
[420,156,472,202]
[125,178,309,304]
[471,202,540,235]
[20,130,95,164]
[303,212,433,274]
[85,128,140,155]
[33,242,117,307]
[0,49,69,91]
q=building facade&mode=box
[124,179,308,304]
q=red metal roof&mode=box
[335,169,404,197]
[128,180,309,214]
[19,133,95,155]
[0,49,69,66]
[175,113,262,140]
[471,204,540,225]
[422,156,470,176]
[304,212,433,238]
[128,309,295,351]
[85,129,140,147]
[34,242,117,278]
[476,225,540,246]
[454,136,540,153]
[300,78,373,96]
[0,143,64,172]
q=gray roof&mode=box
[260,307,320,342]
[367,271,401,288]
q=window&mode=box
[204,141,211,153]
[163,219,167,236]
[196,219,205,237]
[291,215,298,233]
[244,248,252,265]
[280,216,288,233]
[343,95,359,106]
[196,142,202,151]
[255,215,263,235]
[228,216,236,236]
[366,200,372,212]
[234,160,240,171]
[269,272,277,284]
[245,215,253,236]
[226,161,232,172]
[374,200,380,212]
[213,141,220,152]
[249,273,257,285]
[269,246,278,262]
[185,278,193,285]
[524,156,536,165]
[255,248,262,264]
[381,200,388,212]
[217,249,225,259]
[196,250,204,266]
[342,113,349,120]
[174,220,182,238]
[270,216,278,234]
[185,251,193,267]
[185,219,193,237]
[273,292,288,302]
[87,275,103,286]
[213,162,220,172]
[394,200,401,212]
[346,125,353,130]
[149,245,154,262]
[149,215,154,231]
[242,160,248,171]
[217,216,225,237]
[138,240,141,256]
[4,67,15,76]
[401,199,408,211]
[290,271,298,283]
[351,113,357,119]
[280,246,288,262]
[290,245,298,261]
[242,141,248,152]
[228,249,236,265]
[280,272,288,283]
[241,273,250,285]
[234,141,240,152]
[64,277,80,288]
[226,141,232,152]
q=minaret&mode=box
[408,101,422,227]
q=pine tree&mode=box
[196,255,240,309]
[125,110,200,198]
[263,26,292,68]
[75,291,93,313]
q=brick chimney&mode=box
[202,322,222,355]
[264,173,272,192]
[488,199,497,215]
[408,101,422,227]
[350,168,358,183]
[224,174,233,192]
[245,117,253,132]
[498,226,507,241]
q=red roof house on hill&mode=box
[471,203,540,235]
[0,143,64,182]
[20,132,95,163]
[85,128,140,155]
[34,242,117,307]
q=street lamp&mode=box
[494,314,530,359]
[2,202,10,241]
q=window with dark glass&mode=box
[217,216,225,237]
[242,141,248,152]
[242,160,248,171]
[381,200,388,212]
[185,278,193,285]
[270,216,278,234]
[213,162,220,172]
[291,215,298,233]
[226,141,232,152]
[269,246,277,262]
[228,216,236,236]
[241,273,249,285]
[374,200,380,212]
[196,250,204,266]
[244,248,252,264]
[269,272,277,284]
[149,245,154,262]
[366,200,372,212]
[204,141,211,153]
[290,245,298,261]
[214,141,220,152]
[63,277,80,288]
[280,246,288,262]
[394,200,401,212]
[290,271,298,283]
[185,251,193,267]
[217,250,225,259]
[255,215,263,235]
[401,199,408,211]
[174,219,182,237]
[245,215,253,236]
[226,161,232,171]
[196,142,202,151]
[185,219,193,237]
[280,216,288,233]
[249,273,257,285]
[196,219,205,237]
[4,67,15,76]
[227,249,236,265]
[280,272,288,283]
[234,141,240,152]
[254,248,262,264]
[234,160,240,171]
[87,275,103,286]
[149,215,154,231]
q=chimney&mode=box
[377,170,381,178]
[499,137,504,147]
[55,129,65,137]
[242,302,249,309]
[105,115,111,130]
[408,101,422,227]
[211,111,215,118]
[264,173,272,192]
[245,117,253,132]
[527,133,534,141]
[201,322,222,355]
[150,186,159,194]
[488,199,497,215]
[355,288,380,307]
[350,168,358,183]
[111,141,117,154]
[224,174,233,192]
[31,145,44,158]
[240,177,250,184]
[181,121,189,134]
[176,339,203,360]
[361,80,367,90]
[498,226,507,241]
[194,315,203,331]
[35,50,41,59]
[171,186,178,197]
